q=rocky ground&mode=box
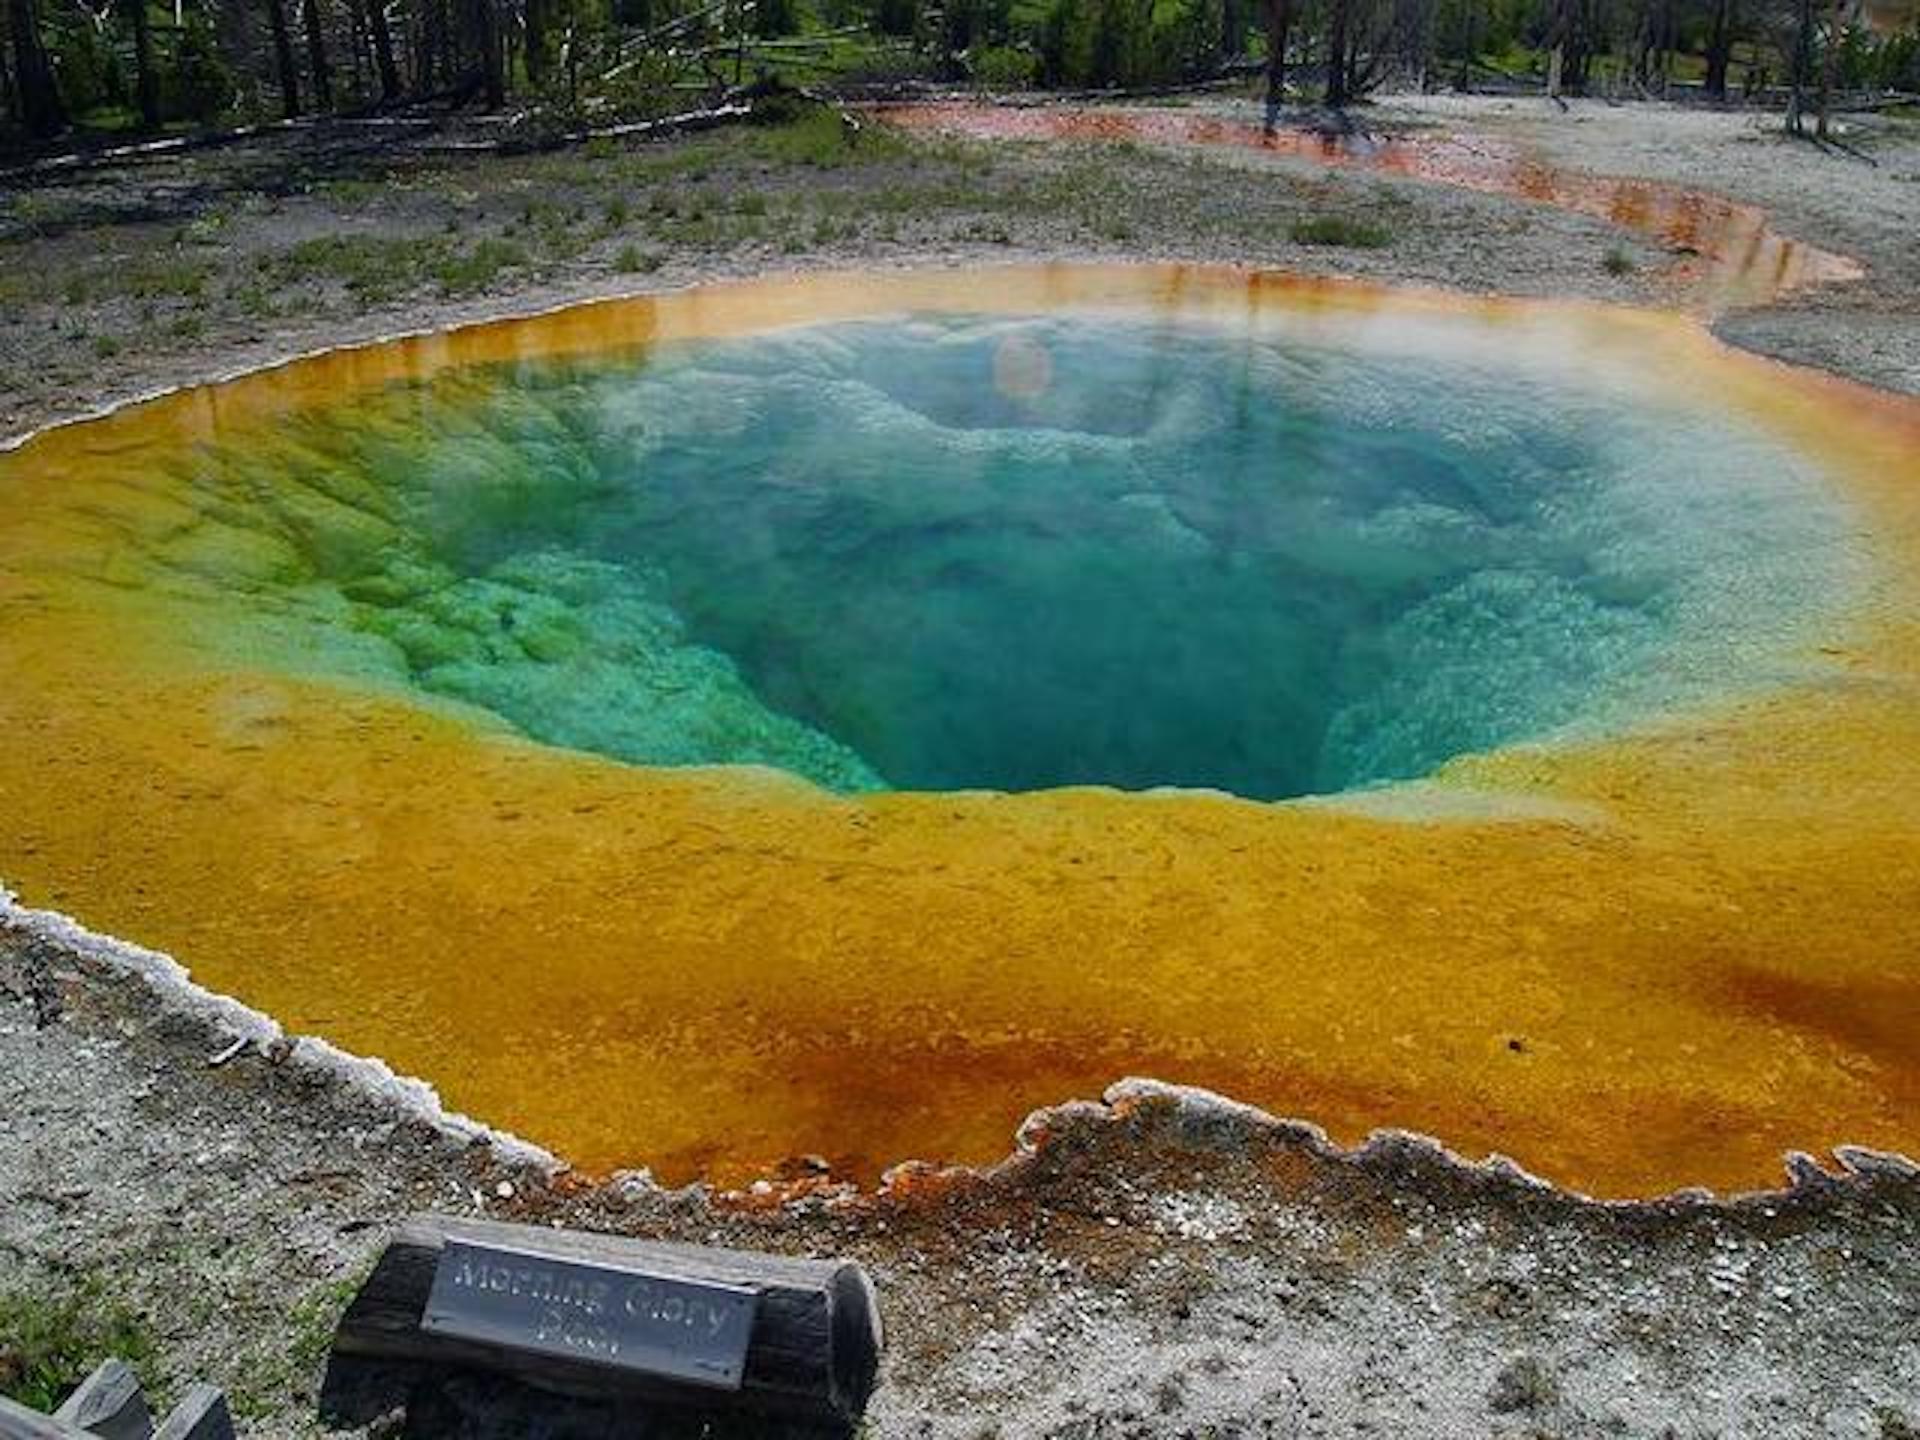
[3,92,1920,1438]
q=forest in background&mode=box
[1,0,1916,150]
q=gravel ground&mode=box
[1380,94,1920,395]
[3,93,1920,1438]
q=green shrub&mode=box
[1290,215,1392,248]
[164,18,236,124]
[744,105,901,168]
[875,0,919,37]
[971,44,1038,88]
[52,24,123,116]
[1039,0,1181,88]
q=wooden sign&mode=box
[321,1215,884,1436]
[421,1238,760,1388]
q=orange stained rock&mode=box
[1,265,1918,1198]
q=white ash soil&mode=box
[1381,93,1920,395]
[4,95,1920,1439]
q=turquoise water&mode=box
[163,312,1856,799]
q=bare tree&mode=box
[1264,0,1296,121]
[1703,0,1736,97]
[1785,0,1813,129]
[364,0,401,97]
[1813,0,1850,137]
[1324,0,1353,103]
[1628,0,1674,90]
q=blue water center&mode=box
[185,311,1855,800]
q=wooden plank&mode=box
[150,1386,233,1440]
[50,1362,151,1440]
[0,1393,89,1440]
[320,1216,882,1436]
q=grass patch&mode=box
[261,232,529,303]
[61,253,214,303]
[1602,244,1636,275]
[263,234,434,302]
[125,256,214,299]
[430,236,529,295]
[1290,215,1392,248]
[316,178,383,206]
[0,1279,159,1414]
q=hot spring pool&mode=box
[4,266,1918,1196]
[169,307,1849,800]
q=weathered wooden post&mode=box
[0,1362,234,1440]
[319,1216,883,1437]
[49,1363,148,1440]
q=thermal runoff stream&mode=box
[3,266,1918,1195]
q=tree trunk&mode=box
[1220,0,1243,59]
[471,0,503,106]
[7,0,67,136]
[1814,0,1842,138]
[0,25,14,125]
[1703,0,1733,98]
[343,0,367,94]
[1786,0,1813,132]
[265,0,303,113]
[125,0,161,127]
[1263,0,1293,122]
[525,0,547,81]
[364,0,399,97]
[1323,0,1349,105]
[302,0,333,108]
[414,0,439,89]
